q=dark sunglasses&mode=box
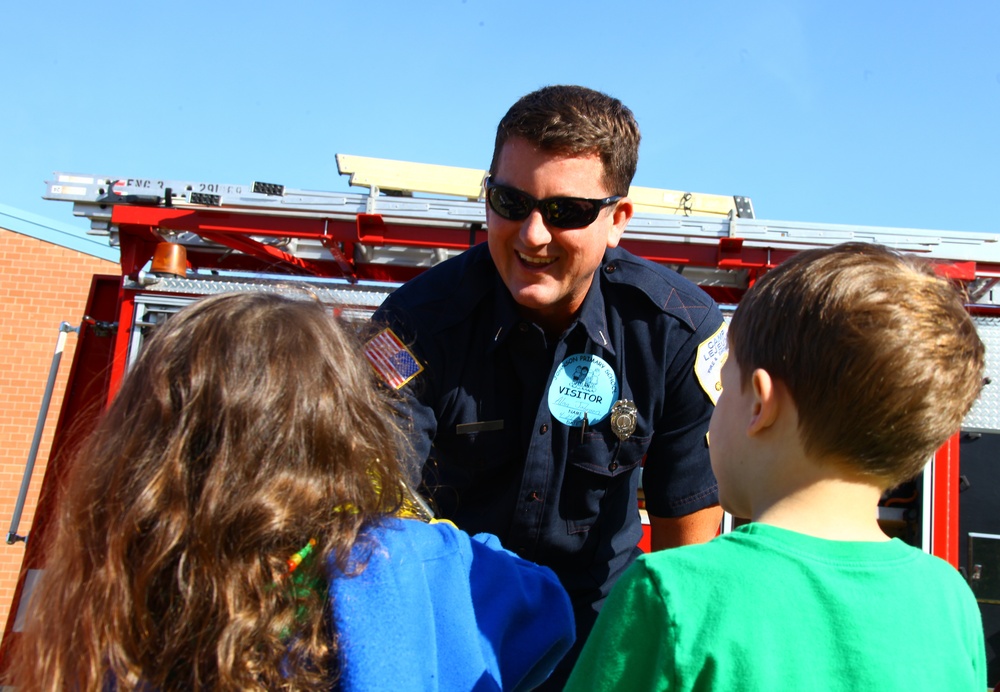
[484,177,622,230]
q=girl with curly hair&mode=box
[8,292,573,690]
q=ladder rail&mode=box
[45,172,1000,270]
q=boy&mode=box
[565,242,987,690]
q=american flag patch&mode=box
[364,328,424,389]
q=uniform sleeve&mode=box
[389,380,438,484]
[564,558,674,691]
[465,531,576,691]
[642,308,724,518]
[370,300,439,480]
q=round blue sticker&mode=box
[547,353,619,427]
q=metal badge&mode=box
[610,399,637,442]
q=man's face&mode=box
[487,137,632,332]
[708,352,751,518]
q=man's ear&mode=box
[606,197,633,249]
[747,368,779,435]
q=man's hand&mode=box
[648,504,723,551]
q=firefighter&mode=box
[370,84,726,684]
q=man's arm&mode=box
[648,504,723,551]
[638,294,726,552]
[367,305,438,482]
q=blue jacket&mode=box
[329,518,575,691]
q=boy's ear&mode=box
[747,368,779,435]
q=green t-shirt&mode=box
[565,523,985,691]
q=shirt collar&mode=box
[487,264,615,355]
[576,270,614,355]
[488,274,522,352]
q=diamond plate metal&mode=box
[964,315,1000,432]
[125,275,402,367]
[126,274,396,310]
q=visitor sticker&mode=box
[547,353,619,427]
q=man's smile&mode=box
[517,251,557,267]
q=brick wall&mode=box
[0,227,118,640]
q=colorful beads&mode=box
[286,538,317,573]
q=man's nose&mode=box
[519,210,553,247]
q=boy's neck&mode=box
[752,475,890,542]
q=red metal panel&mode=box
[112,207,331,239]
[931,434,961,567]
[195,230,337,278]
[117,225,160,278]
[0,276,121,670]
[638,524,651,553]
[933,261,977,281]
[110,207,490,252]
[107,289,136,405]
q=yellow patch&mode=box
[695,323,728,405]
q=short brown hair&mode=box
[728,242,984,487]
[489,85,641,196]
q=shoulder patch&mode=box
[365,328,424,389]
[695,323,728,404]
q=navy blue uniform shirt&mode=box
[372,243,723,619]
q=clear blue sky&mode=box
[3,1,998,236]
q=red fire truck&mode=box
[3,155,998,683]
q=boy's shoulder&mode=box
[636,524,971,596]
[637,524,918,583]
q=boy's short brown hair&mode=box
[489,85,641,197]
[728,242,985,487]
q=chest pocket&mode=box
[430,424,516,492]
[563,432,649,534]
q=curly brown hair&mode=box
[7,292,407,690]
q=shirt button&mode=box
[605,263,617,274]
[608,461,619,471]
[518,322,529,332]
[539,424,548,434]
